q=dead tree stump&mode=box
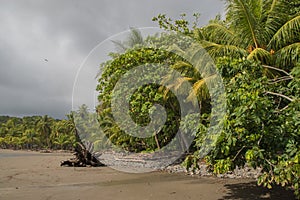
[61,142,105,167]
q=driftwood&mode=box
[61,142,105,167]
[60,119,105,167]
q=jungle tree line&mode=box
[0,106,98,150]
[0,115,76,150]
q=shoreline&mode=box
[0,148,280,180]
[0,149,295,200]
[1,148,262,179]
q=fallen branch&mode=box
[61,141,105,167]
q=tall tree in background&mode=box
[111,27,144,54]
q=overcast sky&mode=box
[0,0,224,119]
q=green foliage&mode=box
[191,58,299,198]
[153,2,299,197]
[180,58,299,198]
[111,27,144,54]
[153,0,300,71]
[72,105,109,151]
[97,46,185,152]
[182,153,199,173]
[152,13,196,35]
[2,1,298,198]
[96,2,299,196]
[286,0,300,16]
[0,115,77,150]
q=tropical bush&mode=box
[204,58,299,197]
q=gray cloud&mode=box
[0,0,224,119]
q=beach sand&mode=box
[0,149,294,200]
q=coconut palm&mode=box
[111,27,144,54]
[160,60,211,109]
[54,134,72,150]
[22,129,39,149]
[0,137,5,148]
[35,115,52,148]
[194,0,300,71]
[161,0,299,106]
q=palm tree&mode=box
[35,115,52,148]
[159,0,299,108]
[160,60,211,108]
[0,137,5,148]
[22,129,38,149]
[54,134,72,150]
[0,121,10,137]
[111,27,144,54]
[194,0,300,71]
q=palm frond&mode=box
[173,77,193,91]
[192,79,208,96]
[268,15,300,50]
[274,42,300,70]
[162,75,193,95]
[193,28,205,41]
[111,27,144,53]
[111,40,127,53]
[201,40,248,59]
[186,74,218,105]
[126,27,144,48]
[263,0,291,43]
[161,87,171,101]
[201,22,237,45]
[171,61,194,74]
[226,0,262,48]
[247,47,271,64]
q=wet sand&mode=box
[0,149,294,200]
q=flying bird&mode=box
[44,58,48,62]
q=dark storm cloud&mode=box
[0,0,224,119]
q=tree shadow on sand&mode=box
[218,181,296,200]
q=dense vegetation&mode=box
[0,107,98,150]
[96,0,300,197]
[1,0,299,198]
[0,115,77,150]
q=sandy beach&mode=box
[0,149,294,200]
